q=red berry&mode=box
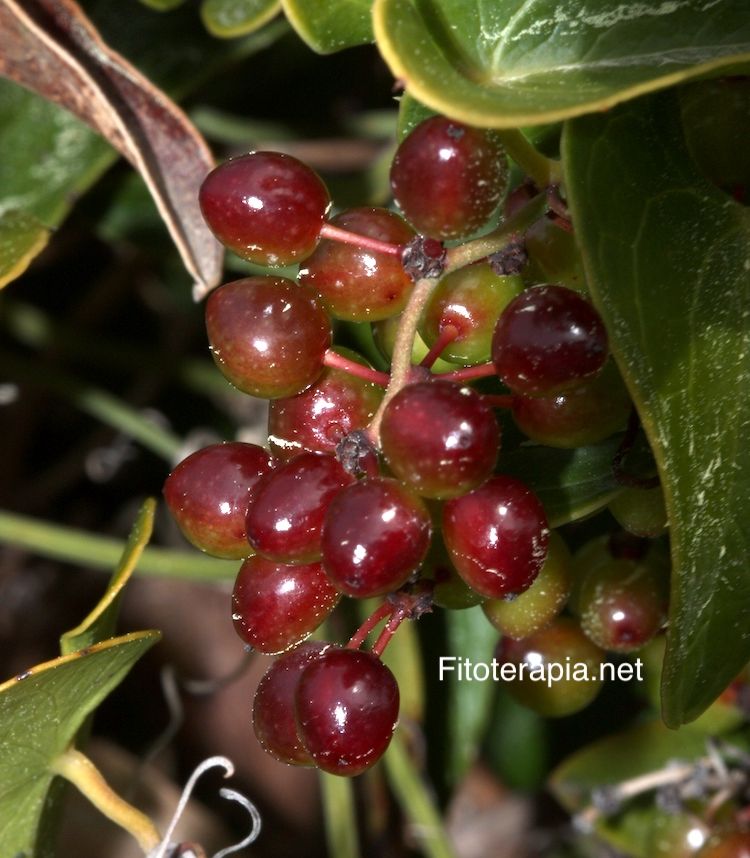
[492,284,608,396]
[252,641,328,766]
[321,477,432,597]
[299,207,415,321]
[232,556,339,654]
[380,381,500,499]
[295,648,399,776]
[163,442,274,559]
[199,151,330,266]
[390,116,508,239]
[267,353,383,460]
[245,452,353,563]
[442,475,549,599]
[205,277,331,399]
[700,832,750,857]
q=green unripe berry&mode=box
[609,484,669,537]
[482,531,572,639]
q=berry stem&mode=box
[323,350,390,387]
[437,363,496,383]
[320,222,404,257]
[420,324,459,369]
[371,607,408,658]
[50,747,161,853]
[494,129,562,189]
[444,190,548,274]
[346,600,394,650]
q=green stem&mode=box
[0,509,237,580]
[494,129,561,188]
[384,733,456,858]
[320,771,361,858]
[50,748,161,854]
[2,351,182,461]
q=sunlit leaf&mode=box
[201,0,281,38]
[281,0,373,53]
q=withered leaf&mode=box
[0,0,222,298]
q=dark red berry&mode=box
[295,648,399,776]
[390,116,508,239]
[199,151,330,266]
[321,477,432,597]
[205,277,331,399]
[252,641,329,765]
[380,381,500,499]
[442,475,549,599]
[299,208,415,321]
[232,556,339,653]
[245,452,353,563]
[267,354,383,460]
[492,284,608,396]
[163,442,274,559]
[511,360,631,448]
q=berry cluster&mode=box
[164,114,674,774]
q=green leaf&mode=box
[60,500,155,655]
[281,0,373,53]
[0,210,50,290]
[443,606,498,781]
[498,435,627,527]
[0,631,160,858]
[549,720,711,858]
[563,92,750,727]
[201,0,281,38]
[373,0,750,128]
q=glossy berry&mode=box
[442,475,549,599]
[482,530,572,639]
[295,648,399,776]
[199,151,330,266]
[245,452,353,563]
[252,641,328,765]
[380,381,500,499]
[609,484,669,537]
[299,208,415,321]
[497,617,605,716]
[648,812,710,858]
[372,313,453,372]
[511,359,631,448]
[232,556,339,653]
[321,477,432,597]
[205,277,331,398]
[577,549,669,653]
[419,264,523,365]
[390,116,508,240]
[492,284,608,396]
[267,351,384,460]
[699,833,750,857]
[163,442,274,559]
[523,216,588,293]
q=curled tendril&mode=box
[212,788,262,857]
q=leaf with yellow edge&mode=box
[373,0,750,128]
[0,210,49,289]
[60,498,156,655]
[201,0,281,38]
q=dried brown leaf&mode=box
[0,0,222,298]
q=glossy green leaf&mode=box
[281,0,373,53]
[373,0,750,128]
[563,92,750,727]
[498,435,628,528]
[60,500,155,655]
[0,631,160,858]
[201,0,281,38]
[443,606,498,781]
[0,210,49,290]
